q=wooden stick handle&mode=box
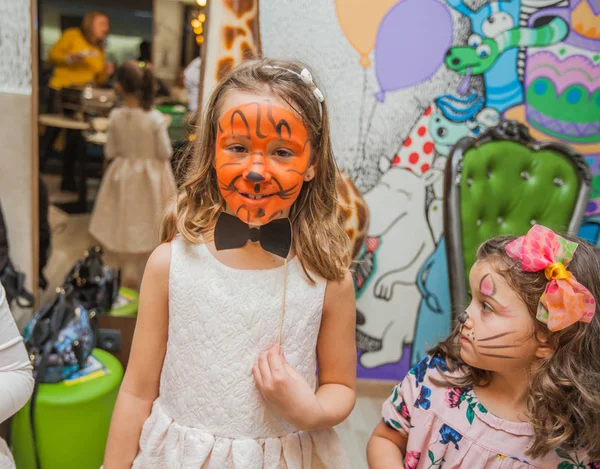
[277,258,288,346]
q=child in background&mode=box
[89,61,176,290]
[368,225,600,468]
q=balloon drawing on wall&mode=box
[374,0,454,103]
[334,0,398,68]
[349,0,454,173]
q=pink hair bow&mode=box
[505,225,596,331]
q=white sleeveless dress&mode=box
[131,236,351,468]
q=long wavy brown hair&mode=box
[161,58,350,282]
[430,234,600,459]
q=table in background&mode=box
[39,114,92,214]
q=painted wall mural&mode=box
[502,1,600,249]
[202,0,600,380]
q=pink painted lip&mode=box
[460,336,471,344]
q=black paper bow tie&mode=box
[214,212,292,259]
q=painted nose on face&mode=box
[458,311,473,328]
[245,171,265,183]
[243,168,272,192]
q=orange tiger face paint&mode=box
[215,100,312,225]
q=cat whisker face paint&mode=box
[479,353,518,359]
[215,100,313,225]
[477,331,516,342]
[460,261,549,372]
[465,331,519,359]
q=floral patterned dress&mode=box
[382,355,598,469]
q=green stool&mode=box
[11,349,123,469]
[109,287,139,318]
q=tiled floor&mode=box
[40,174,391,468]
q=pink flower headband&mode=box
[505,225,596,331]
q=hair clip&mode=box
[264,65,324,114]
[299,68,325,103]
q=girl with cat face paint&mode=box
[368,226,600,468]
[103,59,356,469]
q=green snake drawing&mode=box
[446,17,569,75]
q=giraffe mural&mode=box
[336,171,370,263]
[200,0,261,105]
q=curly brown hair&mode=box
[430,234,600,459]
[161,58,350,282]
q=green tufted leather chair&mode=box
[444,120,591,315]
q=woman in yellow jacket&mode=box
[43,11,113,191]
[48,11,112,95]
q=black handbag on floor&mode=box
[23,285,97,383]
[63,245,120,315]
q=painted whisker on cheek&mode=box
[478,331,516,342]
[219,162,243,169]
[478,344,519,349]
[219,181,239,198]
[479,353,517,359]
[219,185,237,196]
[285,159,312,177]
[278,187,299,200]
[285,168,307,176]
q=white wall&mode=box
[0,0,37,325]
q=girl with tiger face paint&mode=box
[104,59,356,469]
[215,98,314,225]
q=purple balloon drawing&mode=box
[374,0,454,103]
